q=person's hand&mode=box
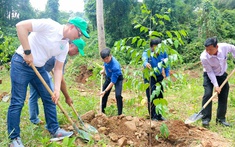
[23,54,33,66]
[146,63,152,69]
[100,70,105,75]
[214,86,221,94]
[99,91,106,97]
[52,90,60,104]
[65,97,73,106]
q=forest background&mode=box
[1,0,235,146]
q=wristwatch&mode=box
[24,50,31,55]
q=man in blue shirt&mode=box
[99,48,123,115]
[142,38,170,121]
[28,39,85,128]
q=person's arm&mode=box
[100,82,114,97]
[16,20,33,66]
[52,60,64,104]
[99,67,119,97]
[163,52,170,77]
[100,66,105,74]
[201,59,220,93]
[142,50,151,69]
[60,76,73,106]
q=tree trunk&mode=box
[96,0,106,53]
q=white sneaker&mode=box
[9,137,24,147]
[50,128,73,142]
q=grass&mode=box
[1,64,235,146]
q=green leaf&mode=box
[134,24,141,29]
[155,135,159,140]
[137,39,143,47]
[159,21,165,25]
[174,40,179,49]
[163,15,170,21]
[166,31,172,38]
[179,30,187,37]
[160,123,169,138]
[132,37,138,44]
[140,26,146,32]
[62,137,69,146]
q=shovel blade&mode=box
[185,113,203,124]
[73,124,92,142]
[83,123,98,134]
[77,116,98,134]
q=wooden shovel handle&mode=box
[71,104,79,117]
[100,74,103,114]
[31,64,75,125]
[202,68,235,109]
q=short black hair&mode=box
[204,37,218,47]
[100,48,111,59]
[150,38,162,47]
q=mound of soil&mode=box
[74,111,231,147]
[76,65,93,84]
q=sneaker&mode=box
[50,128,73,142]
[9,137,24,147]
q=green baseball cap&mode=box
[72,39,86,56]
[69,17,90,38]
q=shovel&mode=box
[185,68,235,124]
[31,64,92,141]
[100,74,103,114]
[70,104,98,133]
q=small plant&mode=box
[104,104,116,116]
[160,123,170,139]
[45,137,76,147]
[155,123,169,140]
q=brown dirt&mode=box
[76,65,93,84]
[70,65,233,146]
[74,112,231,147]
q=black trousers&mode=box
[202,72,229,122]
[102,75,123,115]
[144,75,164,119]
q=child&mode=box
[142,38,170,121]
[99,48,123,115]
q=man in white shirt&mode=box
[200,37,235,128]
[8,17,89,147]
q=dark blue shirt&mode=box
[142,49,170,77]
[44,56,67,74]
[104,56,122,84]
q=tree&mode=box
[45,0,59,21]
[96,0,106,52]
[85,0,138,46]
[84,0,97,30]
[103,0,135,46]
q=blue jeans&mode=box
[28,72,54,124]
[8,53,59,139]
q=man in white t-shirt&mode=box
[7,17,89,147]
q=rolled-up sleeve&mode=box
[142,51,148,67]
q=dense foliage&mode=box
[0,0,235,66]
